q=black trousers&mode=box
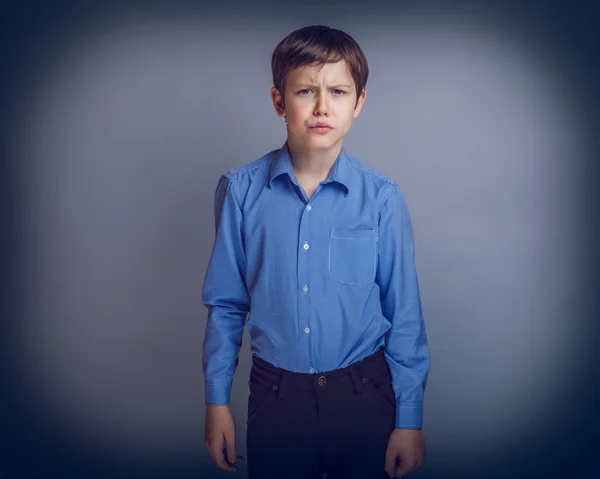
[246,347,396,479]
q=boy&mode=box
[203,25,430,479]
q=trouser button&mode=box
[317,375,327,386]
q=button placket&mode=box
[298,200,314,378]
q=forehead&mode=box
[287,60,354,85]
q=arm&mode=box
[202,175,249,471]
[376,184,430,430]
[202,174,250,406]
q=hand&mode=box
[384,428,425,478]
[205,405,244,471]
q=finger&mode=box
[395,461,412,478]
[216,459,237,471]
[226,453,244,464]
[209,440,236,471]
[384,449,397,477]
[215,451,237,472]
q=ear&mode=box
[353,89,367,119]
[270,86,286,118]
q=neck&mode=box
[287,136,343,180]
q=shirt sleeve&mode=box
[376,184,431,429]
[202,175,250,406]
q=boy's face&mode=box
[270,60,366,153]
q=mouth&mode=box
[309,124,333,133]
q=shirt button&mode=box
[302,285,309,293]
[306,204,312,211]
[309,367,315,374]
[304,327,310,334]
[303,242,310,250]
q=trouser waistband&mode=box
[249,346,389,400]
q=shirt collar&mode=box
[268,141,352,196]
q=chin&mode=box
[305,136,341,150]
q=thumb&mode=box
[223,430,237,464]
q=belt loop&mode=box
[349,366,363,395]
[277,370,287,400]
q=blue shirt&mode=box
[202,141,430,429]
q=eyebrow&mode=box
[292,84,353,89]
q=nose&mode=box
[314,91,329,116]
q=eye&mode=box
[298,89,314,95]
[332,89,347,95]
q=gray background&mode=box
[4,2,598,478]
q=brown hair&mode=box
[271,25,369,107]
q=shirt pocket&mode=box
[328,227,378,286]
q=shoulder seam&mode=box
[347,160,397,186]
[225,157,271,180]
[219,174,243,209]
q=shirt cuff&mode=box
[205,378,233,406]
[395,401,423,429]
